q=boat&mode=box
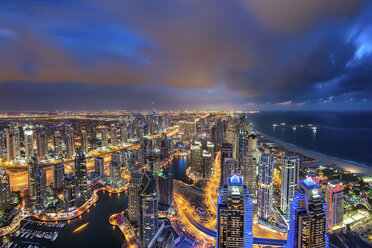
[51,232,59,241]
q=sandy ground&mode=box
[263,135,372,176]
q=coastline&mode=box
[262,134,372,176]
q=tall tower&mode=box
[81,130,88,153]
[28,157,38,199]
[257,152,274,221]
[53,163,65,190]
[280,153,300,214]
[53,131,63,158]
[325,180,344,230]
[220,143,233,188]
[6,128,16,161]
[35,168,46,210]
[101,128,108,147]
[36,127,48,160]
[128,171,143,225]
[24,129,34,159]
[63,173,77,210]
[286,178,329,248]
[139,171,158,248]
[94,157,105,177]
[65,131,75,158]
[109,154,121,182]
[74,148,87,197]
[0,167,11,210]
[158,168,174,209]
[241,152,257,198]
[217,175,253,248]
[110,124,118,147]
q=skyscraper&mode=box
[139,171,159,248]
[120,123,128,144]
[101,128,108,147]
[280,153,300,214]
[109,159,121,182]
[0,167,11,210]
[286,178,328,248]
[217,175,253,248]
[325,180,344,230]
[36,127,48,160]
[24,128,34,159]
[95,157,105,177]
[28,157,38,199]
[110,124,118,147]
[74,148,87,197]
[257,152,274,221]
[65,131,75,158]
[35,168,46,210]
[220,143,233,188]
[6,128,16,161]
[53,163,65,190]
[221,158,238,187]
[128,171,143,225]
[63,173,77,210]
[81,129,88,153]
[158,168,174,209]
[53,131,63,158]
[241,152,257,198]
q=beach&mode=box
[263,135,372,177]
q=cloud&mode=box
[277,101,292,106]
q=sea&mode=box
[246,111,372,168]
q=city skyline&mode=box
[0,1,371,111]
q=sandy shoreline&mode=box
[262,135,372,176]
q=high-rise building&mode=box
[221,158,238,187]
[281,153,300,214]
[65,131,75,158]
[95,157,105,177]
[201,151,213,179]
[158,168,174,208]
[53,131,63,158]
[35,168,46,210]
[257,152,274,221]
[190,142,202,176]
[74,148,87,197]
[217,175,253,248]
[286,178,329,248]
[53,163,65,190]
[110,124,118,147]
[325,180,344,230]
[28,157,38,199]
[0,167,11,210]
[139,171,159,248]
[24,129,34,159]
[6,128,16,161]
[241,152,257,198]
[63,173,77,210]
[220,143,233,188]
[120,124,128,144]
[128,171,143,225]
[81,130,88,153]
[109,159,121,182]
[101,128,108,147]
[36,128,48,160]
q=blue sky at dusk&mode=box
[0,0,371,111]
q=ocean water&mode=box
[247,111,372,168]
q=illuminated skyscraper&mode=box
[221,158,238,187]
[120,123,128,144]
[286,178,329,248]
[53,131,63,157]
[109,153,121,182]
[53,163,65,190]
[65,131,75,158]
[128,171,143,225]
[74,148,87,197]
[36,127,48,160]
[28,157,38,199]
[110,124,118,146]
[325,180,344,229]
[158,168,174,209]
[0,167,11,210]
[63,173,77,210]
[241,152,257,198]
[101,128,108,147]
[81,129,88,153]
[95,157,105,177]
[24,128,34,159]
[280,153,300,214]
[257,152,274,221]
[220,143,233,188]
[217,175,253,248]
[35,168,46,210]
[6,128,16,161]
[190,142,202,176]
[139,171,159,248]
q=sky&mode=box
[0,0,371,111]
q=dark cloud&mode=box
[0,0,371,110]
